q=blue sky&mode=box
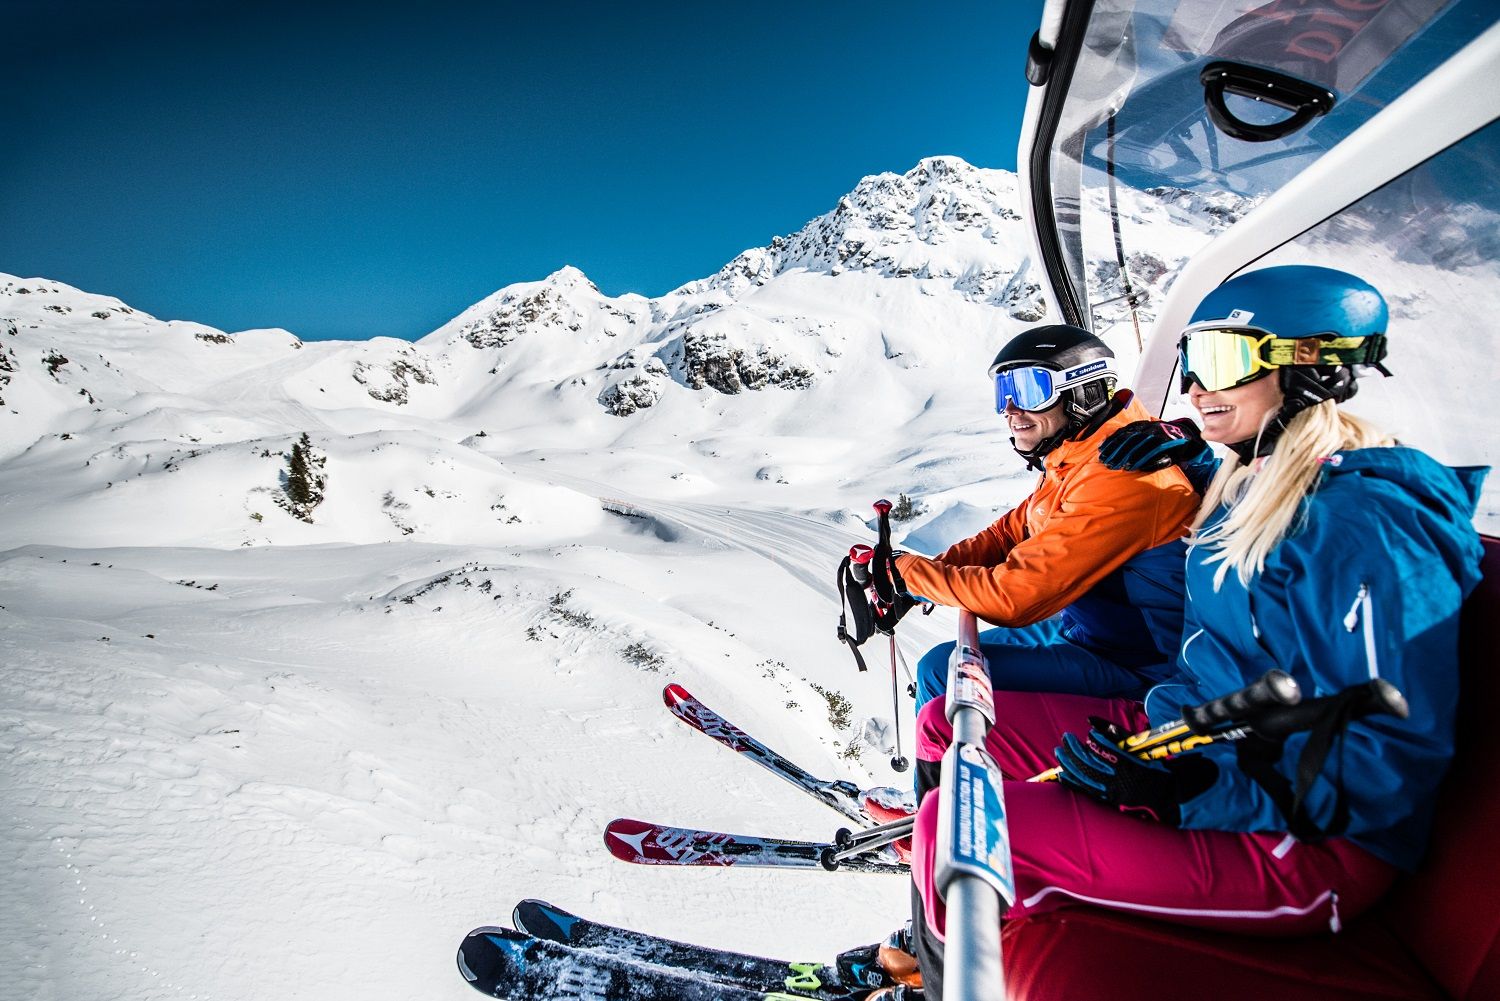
[5,1,1043,341]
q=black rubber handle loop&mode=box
[1200,61,1336,142]
[1253,678,1409,742]
[1183,669,1301,733]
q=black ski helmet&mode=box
[989,324,1119,467]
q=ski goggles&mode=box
[1178,324,1388,393]
[992,358,1114,412]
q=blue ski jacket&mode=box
[1145,446,1486,871]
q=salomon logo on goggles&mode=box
[1178,325,1387,393]
[992,359,1110,412]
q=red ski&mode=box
[662,684,870,826]
[603,818,907,874]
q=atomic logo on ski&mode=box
[606,818,738,867]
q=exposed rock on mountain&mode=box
[685,157,1042,320]
[453,266,643,351]
[673,331,816,395]
[353,352,435,405]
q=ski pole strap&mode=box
[836,552,873,673]
[1234,679,1407,843]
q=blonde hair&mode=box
[1192,400,1396,589]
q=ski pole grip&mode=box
[848,544,874,584]
[873,498,893,515]
[1252,678,1409,742]
[1182,669,1300,734]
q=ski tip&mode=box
[456,926,521,989]
[512,898,578,940]
[662,682,691,708]
[603,817,654,862]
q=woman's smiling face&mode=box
[1189,372,1285,445]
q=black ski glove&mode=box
[1054,717,1218,827]
[1098,418,1219,494]
[869,549,917,633]
[848,548,916,633]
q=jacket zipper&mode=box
[1342,582,1379,679]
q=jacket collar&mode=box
[1044,391,1149,471]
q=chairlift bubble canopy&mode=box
[1019,0,1500,523]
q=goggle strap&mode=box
[1263,334,1387,367]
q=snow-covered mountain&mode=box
[2,156,1084,1001]
[0,157,1075,552]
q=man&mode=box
[895,324,1199,711]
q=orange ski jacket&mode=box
[895,398,1199,638]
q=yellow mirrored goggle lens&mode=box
[1179,330,1276,392]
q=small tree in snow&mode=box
[890,492,924,521]
[279,432,326,523]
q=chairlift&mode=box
[933,2,1500,999]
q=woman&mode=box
[899,266,1487,998]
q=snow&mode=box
[3,154,1496,1000]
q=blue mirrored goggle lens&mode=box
[994,366,1057,412]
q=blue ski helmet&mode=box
[1183,265,1391,460]
[1189,265,1389,348]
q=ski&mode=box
[603,817,908,874]
[663,683,870,826]
[512,899,881,1000]
[458,926,822,1000]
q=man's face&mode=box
[1003,398,1069,452]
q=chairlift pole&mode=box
[1105,112,1145,353]
[933,611,1014,1001]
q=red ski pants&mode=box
[911,691,1396,939]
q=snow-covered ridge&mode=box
[683,157,1034,305]
[0,157,1071,551]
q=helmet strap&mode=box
[1227,367,1357,464]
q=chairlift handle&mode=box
[1201,61,1335,143]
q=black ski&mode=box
[457,925,832,1000]
[512,900,884,999]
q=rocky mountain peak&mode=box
[683,156,1030,302]
[539,265,599,292]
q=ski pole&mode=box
[1248,676,1408,739]
[890,636,910,772]
[848,543,881,613]
[820,815,916,870]
[850,542,913,770]
[1030,672,1407,782]
[896,642,917,699]
[1030,669,1299,782]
